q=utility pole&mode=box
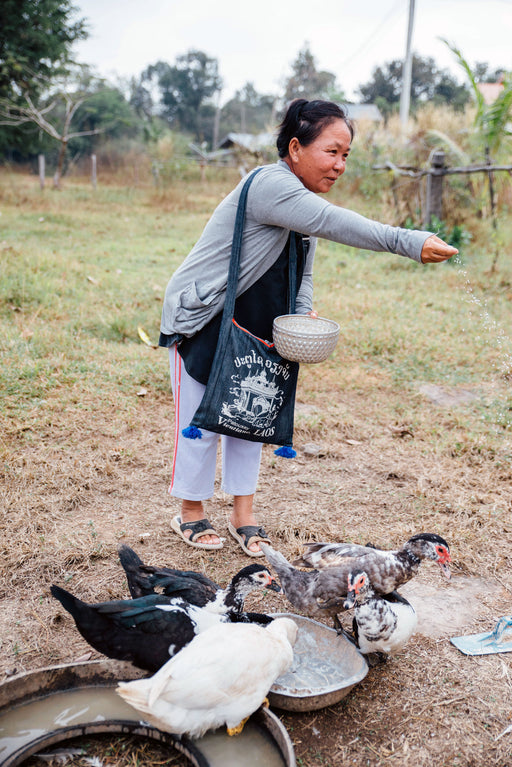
[399,0,416,132]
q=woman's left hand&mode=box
[421,234,458,264]
[307,310,319,318]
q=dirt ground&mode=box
[1,382,512,766]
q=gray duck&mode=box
[260,533,450,632]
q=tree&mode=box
[283,46,341,103]
[0,91,99,187]
[66,83,140,157]
[220,82,276,136]
[0,68,136,186]
[142,50,222,141]
[473,62,506,84]
[358,54,470,114]
[0,0,88,98]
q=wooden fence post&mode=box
[424,150,445,227]
[91,154,97,189]
[38,154,45,190]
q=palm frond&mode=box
[484,78,512,154]
[440,38,485,117]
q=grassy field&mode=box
[2,170,511,445]
[1,168,512,766]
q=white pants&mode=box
[169,346,263,500]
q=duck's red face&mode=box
[344,572,368,609]
[350,573,367,593]
[436,544,451,579]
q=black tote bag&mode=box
[182,168,300,456]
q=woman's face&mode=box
[285,118,352,194]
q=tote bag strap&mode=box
[219,167,298,347]
[288,232,297,315]
[221,167,264,326]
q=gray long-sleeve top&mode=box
[160,159,432,339]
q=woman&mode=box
[159,99,457,556]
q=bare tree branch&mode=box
[0,86,106,187]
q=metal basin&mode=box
[269,614,368,712]
[0,660,295,767]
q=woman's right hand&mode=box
[420,235,458,264]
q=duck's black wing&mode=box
[380,589,412,606]
[50,585,197,672]
[118,544,219,601]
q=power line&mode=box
[336,0,405,75]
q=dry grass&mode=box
[2,386,512,766]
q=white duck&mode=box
[116,617,298,738]
[344,570,417,663]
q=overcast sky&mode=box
[72,0,512,103]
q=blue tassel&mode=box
[182,425,202,439]
[274,445,296,458]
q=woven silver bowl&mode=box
[273,314,340,364]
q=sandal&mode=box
[171,516,223,550]
[227,521,270,558]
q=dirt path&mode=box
[1,391,511,766]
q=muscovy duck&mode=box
[343,570,417,662]
[51,585,230,672]
[259,543,351,631]
[117,544,281,622]
[116,617,298,738]
[292,533,452,588]
[261,534,450,632]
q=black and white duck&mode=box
[51,585,232,672]
[117,544,281,623]
[116,617,298,738]
[343,570,418,663]
[260,533,450,632]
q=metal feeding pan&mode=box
[268,613,368,712]
[0,659,295,767]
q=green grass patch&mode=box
[1,171,511,444]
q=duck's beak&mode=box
[438,562,451,579]
[343,590,356,609]
[268,576,283,594]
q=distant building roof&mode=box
[344,103,383,121]
[218,132,276,152]
[477,82,505,105]
[218,106,382,153]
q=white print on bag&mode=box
[219,353,292,437]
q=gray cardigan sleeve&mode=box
[160,162,432,338]
[248,163,430,260]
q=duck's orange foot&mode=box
[227,715,250,736]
